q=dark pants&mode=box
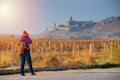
[20,50,34,74]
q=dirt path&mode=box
[0,68,120,80]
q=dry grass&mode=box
[0,39,120,69]
[0,51,20,68]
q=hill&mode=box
[39,16,120,39]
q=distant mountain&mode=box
[39,16,120,39]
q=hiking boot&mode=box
[21,73,25,76]
[31,72,36,75]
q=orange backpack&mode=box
[18,41,26,54]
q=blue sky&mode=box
[44,0,120,21]
[0,0,120,34]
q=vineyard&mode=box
[0,38,120,69]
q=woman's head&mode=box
[22,31,29,37]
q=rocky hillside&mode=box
[39,16,120,39]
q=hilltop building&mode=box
[47,16,93,31]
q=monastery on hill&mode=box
[47,16,92,31]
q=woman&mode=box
[19,31,35,76]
